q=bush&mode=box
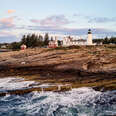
[9,42,21,50]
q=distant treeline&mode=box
[0,33,49,50]
[93,37,116,44]
[0,34,116,50]
[21,33,49,48]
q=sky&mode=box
[0,0,116,43]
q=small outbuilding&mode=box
[20,44,27,50]
[48,37,58,48]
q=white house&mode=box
[62,37,87,46]
[48,29,94,47]
[1,45,7,49]
[62,29,93,46]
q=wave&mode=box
[0,77,116,116]
[0,77,37,92]
[0,87,116,116]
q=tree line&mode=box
[93,36,116,44]
[1,34,116,50]
[9,33,49,50]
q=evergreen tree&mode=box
[10,42,21,50]
[51,36,53,41]
[21,33,46,48]
[58,40,62,46]
[103,36,109,44]
[21,35,26,44]
[44,33,49,46]
[38,35,44,46]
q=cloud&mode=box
[74,13,116,24]
[0,36,19,43]
[0,31,13,37]
[0,16,16,30]
[88,17,116,23]
[27,25,116,36]
[31,15,72,27]
[0,31,20,43]
[7,10,16,14]
[73,13,83,17]
[0,27,115,43]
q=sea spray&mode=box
[0,77,36,92]
[0,77,116,116]
[0,87,116,115]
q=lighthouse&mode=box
[87,29,93,45]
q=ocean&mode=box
[0,77,116,116]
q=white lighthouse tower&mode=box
[87,29,93,45]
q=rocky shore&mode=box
[0,45,116,95]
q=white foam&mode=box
[39,83,52,88]
[0,77,36,91]
[0,86,116,115]
[17,87,102,115]
[0,77,116,115]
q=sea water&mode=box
[0,77,116,116]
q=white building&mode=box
[62,29,93,46]
[1,45,7,49]
[20,44,27,50]
[87,29,93,45]
[62,37,87,46]
[48,29,94,47]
